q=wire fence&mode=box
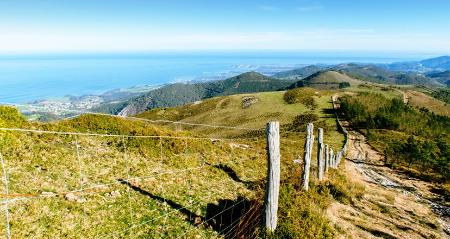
[0,121,269,238]
[0,99,347,238]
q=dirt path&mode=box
[327,130,449,238]
[327,94,449,238]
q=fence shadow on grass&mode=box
[118,179,262,238]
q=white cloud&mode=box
[0,28,449,53]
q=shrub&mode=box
[283,88,318,109]
[338,82,351,89]
[0,106,26,127]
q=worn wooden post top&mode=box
[264,121,280,232]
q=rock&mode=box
[65,192,86,203]
[108,190,121,198]
[229,143,250,150]
[242,96,259,109]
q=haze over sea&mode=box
[0,51,431,104]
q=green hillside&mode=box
[116,72,293,116]
[427,71,450,86]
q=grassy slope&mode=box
[1,88,354,238]
[405,89,450,117]
[0,109,268,238]
[137,91,345,150]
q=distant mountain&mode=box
[286,70,362,89]
[117,72,293,116]
[426,70,450,86]
[272,65,328,79]
[420,56,450,69]
[384,56,450,72]
[334,64,440,86]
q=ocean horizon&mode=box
[0,51,435,104]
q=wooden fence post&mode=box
[317,128,324,181]
[325,144,329,172]
[337,151,342,166]
[302,123,314,191]
[330,148,334,169]
[264,121,280,232]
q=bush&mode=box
[0,106,26,127]
[338,82,351,89]
[283,88,318,109]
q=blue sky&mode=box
[1,0,449,53]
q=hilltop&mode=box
[116,72,293,116]
[272,65,328,80]
[286,70,362,89]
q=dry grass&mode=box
[406,90,450,117]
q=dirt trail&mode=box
[327,95,449,238]
[327,130,449,238]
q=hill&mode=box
[116,72,293,116]
[426,70,450,86]
[286,70,363,89]
[420,56,450,69]
[335,64,440,86]
[272,65,328,79]
[273,63,442,87]
[137,90,345,141]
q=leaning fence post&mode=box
[302,123,314,191]
[317,128,324,180]
[264,121,280,232]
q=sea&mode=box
[0,51,432,104]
